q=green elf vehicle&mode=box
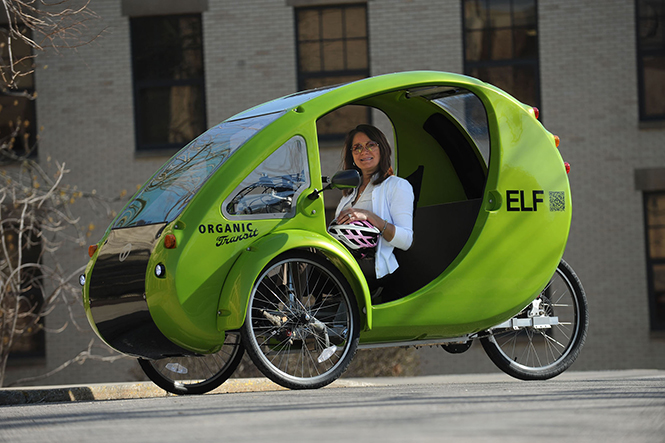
[80,71,588,395]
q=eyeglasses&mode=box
[351,141,379,154]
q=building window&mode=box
[295,3,370,139]
[636,0,665,121]
[463,0,540,109]
[0,27,37,162]
[1,224,45,363]
[645,191,665,330]
[130,14,207,152]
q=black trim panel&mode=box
[89,224,196,358]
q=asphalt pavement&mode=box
[0,369,662,405]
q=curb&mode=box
[2,370,663,406]
[0,378,377,406]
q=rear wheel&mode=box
[138,332,244,395]
[481,259,588,380]
[241,251,359,390]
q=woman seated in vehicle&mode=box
[329,124,414,301]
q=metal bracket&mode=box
[490,316,559,331]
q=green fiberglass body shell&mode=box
[81,71,570,357]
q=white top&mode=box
[339,180,374,212]
[335,175,414,279]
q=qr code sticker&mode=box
[549,191,565,212]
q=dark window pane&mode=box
[0,28,35,90]
[645,192,665,330]
[2,225,45,361]
[649,227,665,259]
[322,40,344,71]
[471,64,537,105]
[321,8,343,39]
[0,95,36,158]
[513,0,536,26]
[647,193,665,259]
[638,0,665,49]
[647,193,665,225]
[131,14,206,151]
[138,85,205,146]
[132,15,203,81]
[464,0,488,30]
[511,64,538,105]
[491,28,513,59]
[642,55,665,117]
[464,0,540,109]
[465,30,489,61]
[345,6,367,39]
[298,9,320,41]
[653,264,665,324]
[489,0,512,27]
[513,27,538,59]
[655,291,665,325]
[299,42,321,72]
[346,39,368,70]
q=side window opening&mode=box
[392,88,490,294]
[223,136,310,219]
[316,105,395,225]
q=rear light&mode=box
[554,135,560,148]
[532,107,539,119]
[88,244,98,257]
[164,234,177,249]
[564,162,571,174]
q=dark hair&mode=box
[341,124,393,196]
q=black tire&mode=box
[138,331,244,395]
[481,259,588,380]
[241,251,359,390]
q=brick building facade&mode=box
[4,0,665,385]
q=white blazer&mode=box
[335,175,414,279]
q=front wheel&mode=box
[138,331,244,395]
[241,251,360,390]
[481,259,588,380]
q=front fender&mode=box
[216,230,372,332]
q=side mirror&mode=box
[308,169,360,200]
[330,169,361,189]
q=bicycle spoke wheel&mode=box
[481,259,588,380]
[138,332,244,395]
[241,251,359,390]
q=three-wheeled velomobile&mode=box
[80,71,587,394]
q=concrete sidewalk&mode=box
[1,369,663,406]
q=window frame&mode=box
[1,221,46,363]
[222,135,311,220]
[294,3,370,90]
[0,26,37,163]
[462,0,542,112]
[129,13,208,153]
[294,3,371,140]
[643,190,665,331]
[635,0,665,122]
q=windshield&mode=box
[113,112,283,228]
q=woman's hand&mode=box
[337,208,395,242]
[338,208,371,224]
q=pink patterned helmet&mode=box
[328,220,380,250]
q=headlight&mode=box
[155,264,166,278]
[79,274,86,286]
